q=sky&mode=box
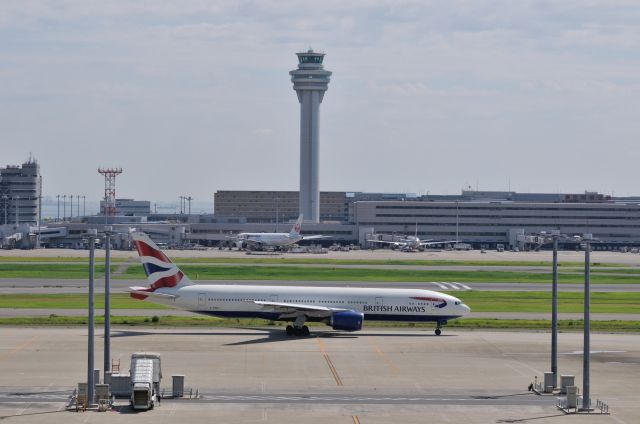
[1,0,640,203]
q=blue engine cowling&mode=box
[331,311,364,331]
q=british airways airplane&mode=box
[129,232,471,336]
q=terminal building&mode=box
[352,199,640,248]
[18,188,640,250]
[214,191,348,223]
[177,189,640,250]
[0,159,41,249]
[0,159,41,225]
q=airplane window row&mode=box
[206,298,371,305]
[208,298,267,302]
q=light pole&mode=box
[82,196,86,217]
[70,195,74,218]
[56,194,60,221]
[37,176,42,248]
[2,195,7,225]
[103,226,113,379]
[455,201,459,242]
[275,196,280,231]
[14,195,19,225]
[77,195,80,218]
[551,231,559,389]
[104,196,108,225]
[581,234,592,411]
[87,228,97,405]
[62,195,67,221]
[186,196,193,217]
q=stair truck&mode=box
[130,352,162,410]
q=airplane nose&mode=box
[461,303,471,315]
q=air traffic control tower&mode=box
[290,50,331,223]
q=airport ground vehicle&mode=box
[130,352,161,410]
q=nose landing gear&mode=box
[435,320,447,336]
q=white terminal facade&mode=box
[290,50,331,223]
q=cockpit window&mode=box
[454,301,461,305]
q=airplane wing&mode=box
[366,239,403,246]
[419,240,459,246]
[250,300,347,315]
[301,235,329,240]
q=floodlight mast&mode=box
[98,168,123,217]
[582,233,593,411]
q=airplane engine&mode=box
[330,311,364,331]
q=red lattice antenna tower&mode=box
[98,168,123,216]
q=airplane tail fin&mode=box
[289,214,303,236]
[130,231,193,294]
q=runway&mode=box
[3,246,640,264]
[2,260,638,274]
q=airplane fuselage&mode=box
[237,233,302,247]
[148,285,470,323]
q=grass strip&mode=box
[1,291,639,313]
[0,264,114,278]
[0,315,637,332]
[119,264,640,284]
[0,256,129,263]
[451,291,640,313]
[1,263,638,283]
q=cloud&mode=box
[1,0,639,198]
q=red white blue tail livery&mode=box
[129,232,192,299]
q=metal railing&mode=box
[595,399,610,414]
[557,395,610,414]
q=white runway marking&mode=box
[434,282,472,290]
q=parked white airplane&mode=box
[129,232,471,336]
[230,214,325,250]
[368,224,458,252]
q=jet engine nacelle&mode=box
[330,310,364,332]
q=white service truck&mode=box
[130,352,162,410]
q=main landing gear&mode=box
[286,315,310,336]
[286,325,310,336]
[435,320,447,336]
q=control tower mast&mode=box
[290,50,331,223]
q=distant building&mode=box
[99,198,151,216]
[0,159,41,225]
[214,191,348,223]
[353,200,640,248]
